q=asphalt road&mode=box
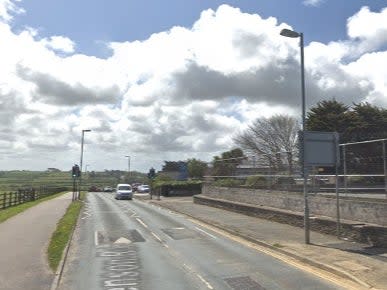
[58,192,345,290]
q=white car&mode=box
[103,186,113,192]
[137,185,150,193]
[115,184,133,200]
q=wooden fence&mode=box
[0,186,68,210]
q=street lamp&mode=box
[79,129,91,199]
[125,155,131,176]
[280,28,310,244]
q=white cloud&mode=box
[302,0,324,7]
[0,0,24,22]
[347,6,387,53]
[41,35,76,54]
[0,2,386,171]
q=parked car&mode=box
[89,185,101,192]
[137,184,150,193]
[115,184,133,200]
[132,183,142,191]
[103,186,113,192]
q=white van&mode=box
[115,184,133,200]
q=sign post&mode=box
[71,164,81,201]
[147,168,156,200]
[300,131,340,242]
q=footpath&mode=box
[0,192,72,290]
[144,195,387,290]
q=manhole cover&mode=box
[162,228,198,240]
[224,276,265,290]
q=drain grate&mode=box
[224,276,265,290]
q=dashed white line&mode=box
[196,274,214,289]
[151,232,163,243]
[135,217,148,228]
[195,226,217,239]
[94,231,99,246]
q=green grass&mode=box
[47,192,85,271]
[0,191,67,224]
[273,243,285,248]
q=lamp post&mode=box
[125,155,131,176]
[280,28,310,244]
[79,129,91,199]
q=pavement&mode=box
[144,195,387,290]
[0,192,72,290]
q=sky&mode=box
[0,0,386,173]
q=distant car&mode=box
[115,184,133,200]
[103,186,113,192]
[89,185,101,192]
[137,184,150,193]
[132,183,142,191]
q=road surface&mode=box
[58,192,345,290]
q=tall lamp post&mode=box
[280,28,310,244]
[79,129,91,199]
[125,155,131,176]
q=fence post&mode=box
[343,145,347,194]
[383,140,387,198]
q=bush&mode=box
[350,176,384,185]
[245,176,268,188]
[275,176,296,185]
[152,180,202,196]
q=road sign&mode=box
[300,131,340,167]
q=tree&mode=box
[187,159,208,178]
[211,148,245,176]
[162,161,184,172]
[306,100,387,143]
[348,103,387,141]
[306,99,351,140]
[306,100,387,174]
[233,114,299,173]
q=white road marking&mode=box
[135,218,148,228]
[151,232,163,243]
[171,227,185,230]
[195,227,217,239]
[94,231,99,246]
[114,237,132,244]
[196,274,214,289]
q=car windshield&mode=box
[118,186,131,190]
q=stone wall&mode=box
[194,195,387,247]
[202,184,387,226]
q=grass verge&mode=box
[47,192,85,271]
[0,191,67,224]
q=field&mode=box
[0,170,147,192]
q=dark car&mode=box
[89,185,101,192]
